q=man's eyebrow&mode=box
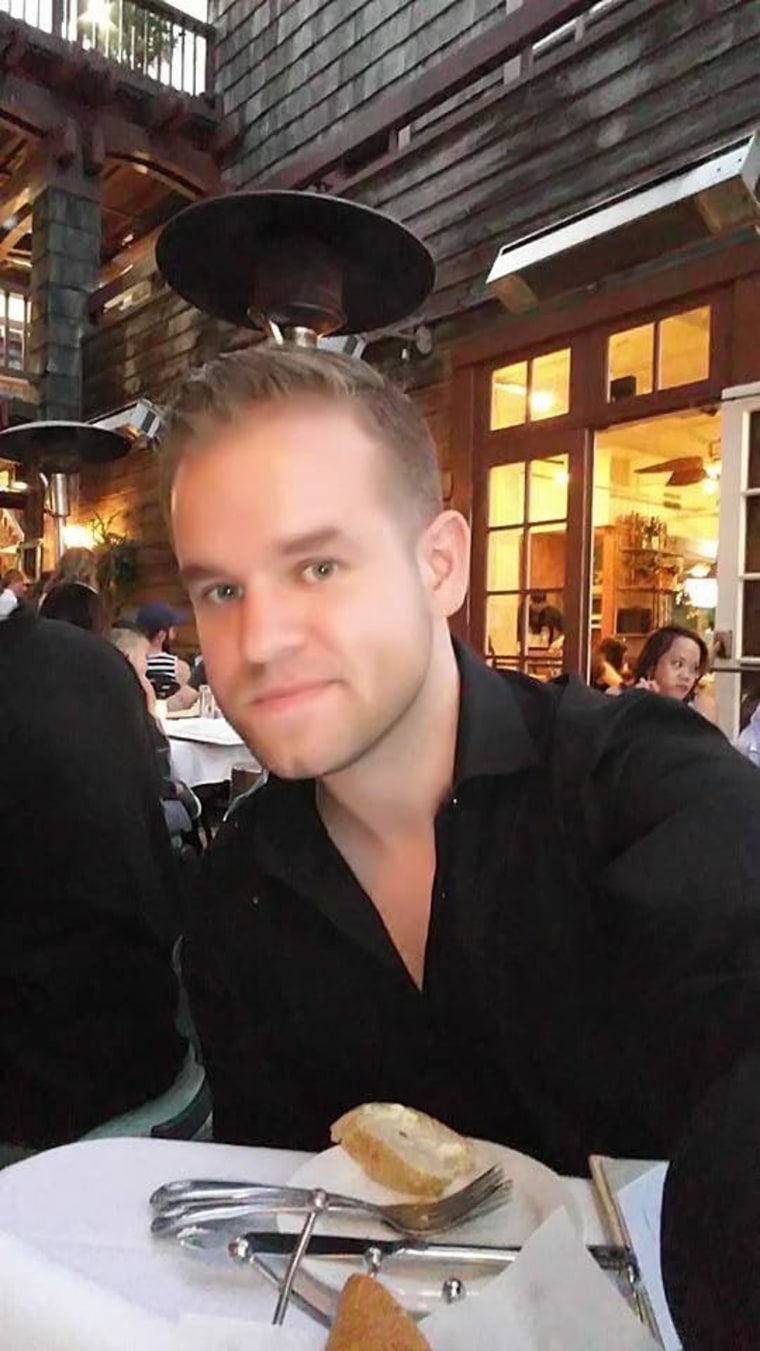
[277,528,348,557]
[179,529,349,584]
[179,563,227,585]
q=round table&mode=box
[0,1137,606,1347]
[162,716,257,788]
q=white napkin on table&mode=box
[0,1210,660,1351]
[0,1231,321,1351]
[422,1208,661,1351]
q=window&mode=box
[0,291,29,374]
[607,306,710,401]
[485,455,569,678]
[491,347,571,430]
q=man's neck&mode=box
[317,630,461,845]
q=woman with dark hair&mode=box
[591,635,630,692]
[39,582,108,638]
[633,623,717,723]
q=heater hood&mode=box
[486,131,760,313]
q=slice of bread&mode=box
[325,1274,431,1351]
[330,1102,475,1199]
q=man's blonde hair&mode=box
[160,347,443,528]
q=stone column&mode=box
[29,174,101,420]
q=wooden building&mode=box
[2,0,760,731]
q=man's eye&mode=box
[303,560,338,583]
[204,583,242,605]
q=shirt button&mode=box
[451,797,459,807]
[251,895,260,906]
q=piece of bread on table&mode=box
[330,1102,475,1199]
[326,1274,431,1351]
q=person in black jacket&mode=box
[163,346,760,1172]
[0,604,186,1150]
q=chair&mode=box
[80,1045,211,1142]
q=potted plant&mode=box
[91,512,141,616]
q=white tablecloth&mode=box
[0,1138,605,1335]
[162,717,256,788]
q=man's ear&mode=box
[418,510,471,618]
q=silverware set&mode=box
[150,1164,512,1238]
[149,1167,639,1326]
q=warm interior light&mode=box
[79,0,114,29]
[62,522,95,550]
[492,382,555,416]
[529,390,555,416]
[554,469,570,486]
[702,478,718,495]
[684,577,717,609]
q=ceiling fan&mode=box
[635,448,720,488]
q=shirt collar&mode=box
[452,638,543,784]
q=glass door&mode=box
[715,384,760,737]
[473,427,590,678]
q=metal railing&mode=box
[0,0,213,96]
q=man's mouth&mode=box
[251,681,331,713]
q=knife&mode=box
[228,1231,639,1279]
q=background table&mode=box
[162,716,257,788]
[0,1138,605,1332]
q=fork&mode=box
[150,1166,511,1239]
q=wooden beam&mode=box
[88,247,155,317]
[100,223,162,285]
[0,205,31,263]
[0,75,221,198]
[258,0,594,191]
[0,142,50,226]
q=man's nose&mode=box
[238,585,303,666]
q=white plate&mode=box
[280,1140,583,1315]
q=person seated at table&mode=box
[39,581,109,637]
[166,346,760,1175]
[110,625,201,846]
[0,569,24,621]
[632,624,718,724]
[589,635,630,693]
[136,600,199,711]
[0,567,28,603]
[0,600,187,1153]
[41,546,99,597]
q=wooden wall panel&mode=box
[80,0,760,618]
[211,0,506,187]
[79,287,212,621]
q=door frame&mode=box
[715,382,760,738]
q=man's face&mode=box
[172,397,444,779]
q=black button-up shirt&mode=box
[185,642,760,1174]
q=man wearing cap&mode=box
[136,601,197,708]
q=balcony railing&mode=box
[0,0,213,96]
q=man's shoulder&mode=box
[497,667,731,780]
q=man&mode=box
[136,600,197,708]
[169,347,760,1174]
[0,567,27,620]
[0,602,186,1150]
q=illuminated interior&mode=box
[485,455,569,675]
[491,347,571,430]
[607,306,710,400]
[592,407,720,662]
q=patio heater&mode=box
[0,422,130,565]
[155,190,435,347]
